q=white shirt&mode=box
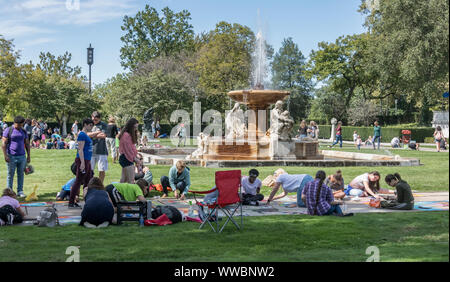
[353,133,358,141]
[241,176,261,195]
[71,123,78,134]
[276,174,309,193]
[68,140,77,150]
[350,173,369,190]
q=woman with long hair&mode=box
[347,171,393,200]
[325,170,345,199]
[118,118,141,183]
[297,120,308,140]
[301,170,353,216]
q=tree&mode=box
[191,22,255,112]
[271,37,313,121]
[37,51,82,78]
[359,0,449,124]
[307,34,372,109]
[308,84,348,124]
[120,5,195,70]
[98,70,196,126]
[0,36,28,119]
[347,95,379,126]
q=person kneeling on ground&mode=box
[266,169,314,207]
[80,177,115,228]
[302,170,353,217]
[382,173,414,210]
[324,170,346,200]
[346,171,393,200]
[241,169,264,206]
[160,160,190,200]
[105,178,148,209]
[0,188,25,226]
[57,162,77,201]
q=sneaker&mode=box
[97,221,109,228]
[83,222,97,228]
[7,213,14,225]
[18,192,26,198]
[68,203,82,209]
[0,219,5,226]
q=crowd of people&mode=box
[0,112,433,226]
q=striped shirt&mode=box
[302,179,334,216]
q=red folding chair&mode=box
[191,170,243,233]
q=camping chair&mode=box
[116,201,147,225]
[191,170,243,233]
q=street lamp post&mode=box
[87,43,94,94]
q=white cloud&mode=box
[22,37,56,47]
[0,0,139,39]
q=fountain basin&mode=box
[228,89,290,109]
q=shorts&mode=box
[344,185,364,196]
[58,189,71,200]
[119,154,134,168]
[91,154,108,172]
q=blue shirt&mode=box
[76,131,93,161]
[62,178,76,191]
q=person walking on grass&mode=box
[329,121,343,148]
[302,170,353,217]
[69,118,99,209]
[372,121,382,150]
[2,116,31,198]
[118,118,141,184]
[88,111,108,183]
[106,117,119,163]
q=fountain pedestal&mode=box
[198,89,322,161]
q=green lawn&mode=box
[0,145,446,201]
[0,212,447,262]
[0,147,448,262]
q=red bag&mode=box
[369,198,381,208]
[144,214,173,226]
[154,184,172,192]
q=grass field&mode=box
[0,146,448,262]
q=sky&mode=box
[0,0,367,86]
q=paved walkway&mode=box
[15,192,449,226]
[319,139,448,153]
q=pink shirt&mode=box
[0,196,20,209]
[119,132,138,163]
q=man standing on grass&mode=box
[88,111,108,183]
[2,116,31,198]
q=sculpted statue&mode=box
[225,102,247,139]
[143,108,154,132]
[268,100,284,136]
[277,111,295,141]
[188,132,210,159]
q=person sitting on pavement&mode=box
[160,160,191,200]
[346,171,394,200]
[302,170,353,217]
[241,169,264,206]
[324,170,346,200]
[382,173,414,210]
[80,177,115,228]
[0,188,25,226]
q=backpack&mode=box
[151,205,182,223]
[36,204,60,227]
